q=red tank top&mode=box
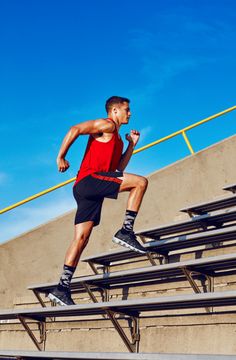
[74,118,124,184]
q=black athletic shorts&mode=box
[73,171,123,226]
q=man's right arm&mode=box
[57,118,115,172]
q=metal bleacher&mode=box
[80,222,236,273]
[29,252,236,308]
[180,194,236,216]
[1,291,236,352]
[1,350,235,360]
[223,184,236,193]
[1,183,236,357]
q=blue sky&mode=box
[0,0,236,243]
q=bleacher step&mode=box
[223,184,236,193]
[82,224,236,267]
[28,252,236,299]
[0,350,235,360]
[135,207,236,239]
[1,290,236,321]
[180,194,236,216]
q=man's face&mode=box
[114,102,131,124]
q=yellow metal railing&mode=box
[1,105,235,215]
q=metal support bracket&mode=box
[32,290,46,307]
[18,315,46,351]
[105,310,140,353]
[81,282,108,319]
[138,236,164,266]
[146,252,159,266]
[81,282,140,352]
[88,261,110,275]
[81,281,110,303]
[141,235,170,264]
[181,266,213,313]
[186,210,206,218]
[32,290,57,322]
[151,250,169,264]
[88,261,100,275]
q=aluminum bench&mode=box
[0,350,235,360]
[180,194,236,217]
[1,291,236,352]
[28,252,236,309]
[82,225,236,271]
[223,184,236,193]
[135,207,236,240]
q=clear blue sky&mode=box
[0,0,235,243]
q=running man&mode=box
[49,96,148,305]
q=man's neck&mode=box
[107,116,121,130]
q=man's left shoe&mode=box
[112,229,147,254]
[48,286,76,306]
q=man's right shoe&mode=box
[48,286,75,306]
[112,229,147,254]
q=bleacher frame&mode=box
[2,183,236,356]
[2,291,236,353]
[29,251,236,314]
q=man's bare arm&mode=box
[117,142,135,172]
[117,130,140,172]
[57,118,115,172]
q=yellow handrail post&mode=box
[182,131,195,154]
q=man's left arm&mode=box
[117,130,140,171]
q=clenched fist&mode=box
[57,157,70,172]
[125,129,140,147]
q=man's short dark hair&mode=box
[105,96,130,113]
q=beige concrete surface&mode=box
[1,314,236,354]
[0,134,236,354]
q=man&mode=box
[48,96,148,306]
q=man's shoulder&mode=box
[93,118,116,132]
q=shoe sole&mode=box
[48,292,69,306]
[112,236,146,254]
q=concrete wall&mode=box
[2,312,236,354]
[1,134,236,354]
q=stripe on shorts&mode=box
[91,173,122,184]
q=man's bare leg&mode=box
[119,173,148,210]
[64,221,94,267]
[113,173,148,253]
[48,221,94,305]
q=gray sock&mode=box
[122,210,138,232]
[58,264,76,290]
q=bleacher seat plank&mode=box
[28,252,236,297]
[0,350,235,360]
[223,184,236,193]
[135,207,236,239]
[1,291,236,321]
[82,224,236,267]
[180,194,236,216]
[143,224,236,252]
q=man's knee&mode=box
[138,176,148,190]
[74,222,94,242]
[74,229,90,245]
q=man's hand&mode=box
[125,129,140,147]
[57,157,70,172]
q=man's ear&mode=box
[112,105,118,114]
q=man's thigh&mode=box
[118,173,146,192]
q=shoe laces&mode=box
[129,231,137,240]
[130,231,146,250]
